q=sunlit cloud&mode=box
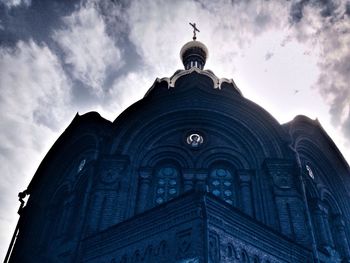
[0,39,72,254]
[53,1,124,96]
[0,0,31,9]
[1,0,350,260]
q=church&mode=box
[6,25,350,263]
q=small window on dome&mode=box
[77,159,86,173]
[306,165,315,180]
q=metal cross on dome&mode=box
[189,22,200,40]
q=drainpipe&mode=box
[202,193,209,263]
[290,146,320,263]
[4,190,28,263]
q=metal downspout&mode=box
[291,146,320,263]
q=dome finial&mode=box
[189,22,200,41]
[180,23,208,70]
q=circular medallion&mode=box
[186,133,204,148]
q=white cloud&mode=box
[125,0,293,77]
[1,0,350,259]
[124,0,350,162]
[0,0,31,8]
[107,72,152,112]
[0,40,71,130]
[287,1,350,158]
[53,1,124,96]
[0,39,72,258]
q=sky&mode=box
[0,0,350,259]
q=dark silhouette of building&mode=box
[6,37,350,263]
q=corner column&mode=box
[136,168,152,213]
[238,170,253,217]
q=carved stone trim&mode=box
[145,67,242,96]
[98,155,129,185]
[264,159,296,190]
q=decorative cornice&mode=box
[145,67,242,97]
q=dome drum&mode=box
[180,40,208,70]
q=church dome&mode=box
[8,25,350,263]
[180,40,208,70]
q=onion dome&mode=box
[180,40,209,70]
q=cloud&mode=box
[288,0,350,145]
[290,0,309,23]
[0,39,72,257]
[53,0,124,96]
[125,0,350,152]
[107,72,152,111]
[1,0,350,260]
[346,1,350,15]
[289,0,343,23]
[0,0,31,9]
[0,40,71,130]
[126,0,290,77]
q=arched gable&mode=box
[295,137,350,218]
[111,109,288,169]
[110,72,291,163]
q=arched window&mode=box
[143,245,153,262]
[227,245,233,257]
[119,255,128,263]
[253,256,260,263]
[208,165,236,205]
[66,177,89,236]
[158,240,168,257]
[227,243,236,258]
[241,250,249,263]
[153,165,181,205]
[132,250,141,262]
[54,187,72,237]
